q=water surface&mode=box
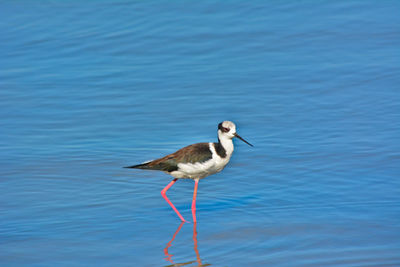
[1,1,400,266]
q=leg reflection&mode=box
[193,222,202,266]
[164,221,184,264]
[163,222,209,266]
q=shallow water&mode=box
[1,1,400,266]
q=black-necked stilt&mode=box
[124,121,253,222]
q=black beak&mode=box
[234,133,253,147]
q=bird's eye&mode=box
[222,127,230,132]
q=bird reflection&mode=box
[164,222,210,267]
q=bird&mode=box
[124,121,253,222]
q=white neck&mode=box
[218,132,234,157]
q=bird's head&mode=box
[218,121,253,146]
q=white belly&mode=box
[169,157,229,179]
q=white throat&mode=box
[218,132,234,157]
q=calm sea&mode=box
[1,1,399,266]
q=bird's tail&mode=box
[123,162,151,169]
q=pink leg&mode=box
[161,178,186,222]
[192,179,199,222]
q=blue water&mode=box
[1,1,400,266]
